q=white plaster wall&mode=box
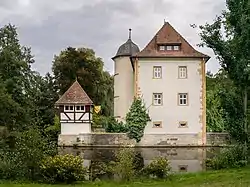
[138,58,202,134]
[113,56,134,121]
[61,122,91,135]
[61,113,90,121]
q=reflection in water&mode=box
[58,147,220,179]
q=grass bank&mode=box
[1,167,250,187]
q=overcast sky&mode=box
[0,0,226,75]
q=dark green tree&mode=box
[197,0,250,142]
[52,47,113,116]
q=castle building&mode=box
[55,80,93,135]
[112,22,210,145]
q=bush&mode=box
[142,156,171,178]
[40,154,87,184]
[108,148,136,181]
[104,116,127,133]
[0,128,56,181]
[206,144,248,170]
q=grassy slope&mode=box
[1,167,250,187]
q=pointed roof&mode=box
[55,80,93,105]
[134,22,210,61]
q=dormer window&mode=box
[173,45,180,51]
[158,45,181,51]
[159,45,165,51]
[166,46,172,51]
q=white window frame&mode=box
[153,121,162,128]
[173,45,180,51]
[153,66,162,79]
[166,45,172,50]
[178,93,188,106]
[178,66,187,79]
[153,93,163,105]
[64,105,74,111]
[159,45,165,51]
[75,105,85,112]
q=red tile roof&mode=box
[134,22,210,60]
[55,80,93,105]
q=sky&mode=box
[0,0,226,75]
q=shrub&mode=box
[0,128,56,181]
[142,156,171,179]
[104,116,127,133]
[126,97,150,142]
[40,154,87,184]
[108,148,136,181]
[206,144,248,170]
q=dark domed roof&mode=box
[114,39,140,58]
[112,29,140,59]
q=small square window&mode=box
[153,93,163,105]
[153,121,162,128]
[159,45,165,51]
[179,165,188,172]
[178,66,187,79]
[178,93,188,106]
[166,46,172,50]
[153,66,162,79]
[76,106,80,110]
[65,105,74,111]
[173,45,180,51]
[81,106,85,111]
[179,121,188,128]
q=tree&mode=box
[197,0,250,142]
[126,97,151,143]
[52,47,113,116]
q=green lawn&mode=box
[1,167,250,187]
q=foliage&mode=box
[197,0,250,142]
[2,167,250,187]
[108,148,136,181]
[44,115,60,142]
[142,157,171,179]
[206,145,248,170]
[40,154,87,184]
[52,47,114,116]
[103,116,127,133]
[0,128,56,181]
[126,97,151,142]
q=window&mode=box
[153,66,162,79]
[76,105,85,111]
[153,93,163,105]
[65,105,74,111]
[166,45,172,50]
[178,93,188,106]
[179,121,188,128]
[153,121,162,128]
[179,165,188,172]
[173,45,180,51]
[178,66,187,79]
[159,45,165,51]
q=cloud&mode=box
[0,0,226,75]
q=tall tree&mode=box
[197,0,250,142]
[52,47,113,116]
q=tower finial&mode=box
[129,28,132,39]
[164,19,166,24]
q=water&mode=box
[58,147,221,179]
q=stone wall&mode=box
[58,132,230,147]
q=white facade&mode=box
[61,122,91,135]
[113,56,134,122]
[137,58,203,134]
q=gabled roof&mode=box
[134,22,210,61]
[55,80,93,105]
